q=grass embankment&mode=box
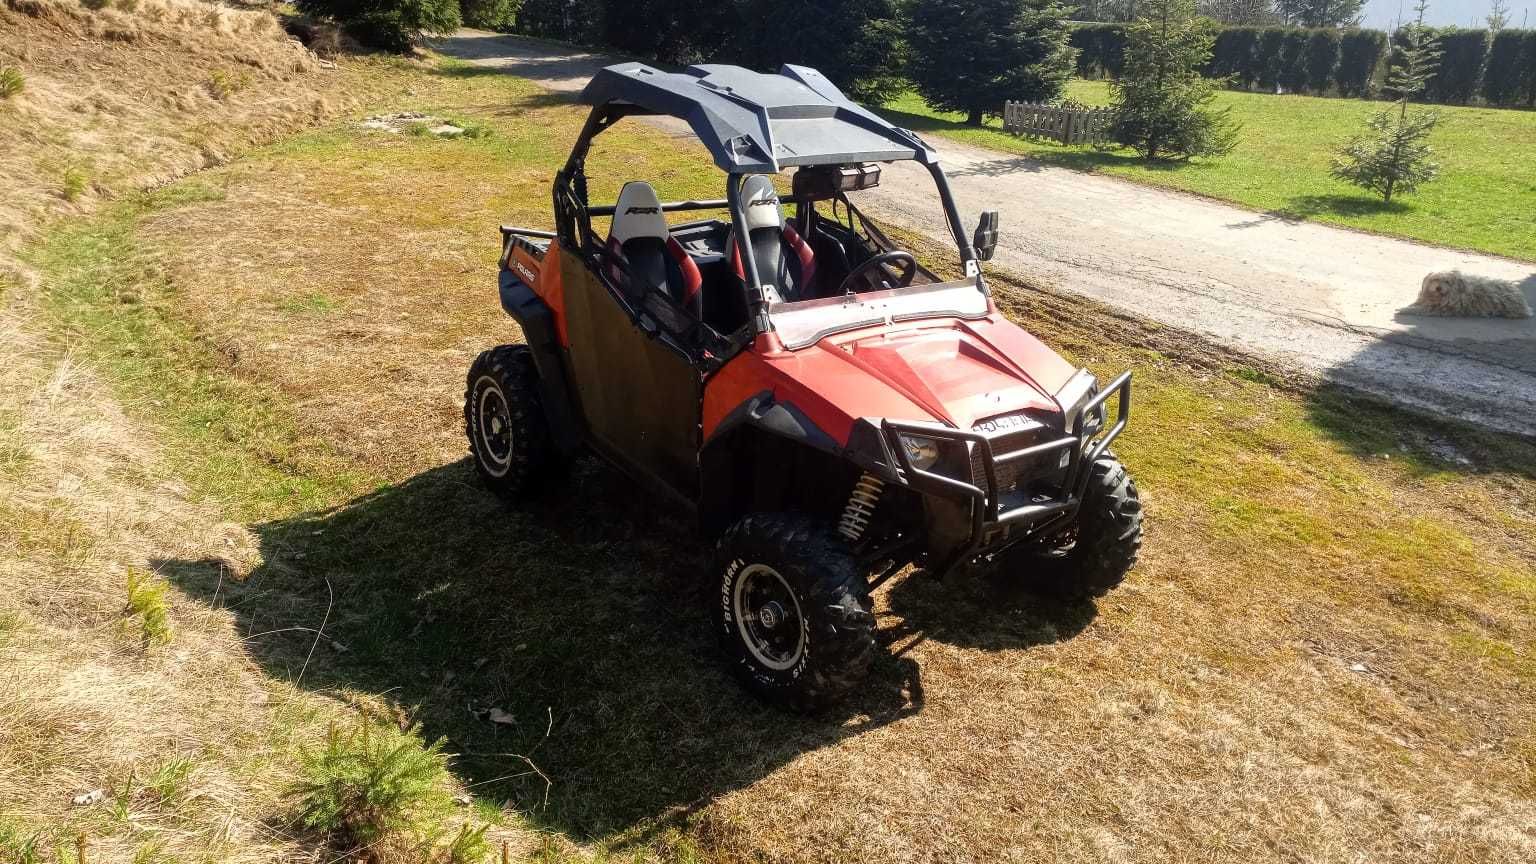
[7,54,1536,863]
[882,81,1536,261]
[0,0,354,270]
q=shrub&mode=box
[125,569,172,645]
[1255,26,1286,90]
[0,66,22,100]
[296,0,462,53]
[1208,27,1258,85]
[1525,31,1536,106]
[1336,28,1387,96]
[60,167,88,203]
[207,70,250,100]
[459,0,519,29]
[1071,22,1127,78]
[145,757,195,805]
[1277,28,1310,92]
[1238,26,1273,88]
[1426,27,1488,104]
[80,0,110,8]
[1304,28,1340,93]
[1482,29,1527,105]
[291,718,459,850]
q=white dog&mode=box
[1410,270,1532,319]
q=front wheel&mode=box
[714,514,876,712]
[1029,456,1143,599]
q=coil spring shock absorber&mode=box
[838,473,885,542]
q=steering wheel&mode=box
[837,251,917,296]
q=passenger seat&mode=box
[604,181,703,318]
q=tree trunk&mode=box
[966,107,983,126]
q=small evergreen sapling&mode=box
[1330,0,1441,203]
[1110,0,1239,161]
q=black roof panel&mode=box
[578,62,937,173]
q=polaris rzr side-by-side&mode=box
[465,62,1142,710]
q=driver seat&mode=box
[604,181,703,317]
[727,175,815,303]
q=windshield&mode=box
[772,277,989,349]
[763,176,985,348]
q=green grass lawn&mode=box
[881,82,1536,262]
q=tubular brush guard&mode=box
[879,371,1133,577]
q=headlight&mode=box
[900,434,940,470]
[1082,403,1106,436]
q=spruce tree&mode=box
[742,0,908,104]
[1110,0,1239,160]
[1275,0,1363,28]
[1330,0,1441,203]
[906,0,1076,125]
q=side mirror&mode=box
[972,210,999,262]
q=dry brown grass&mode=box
[0,0,367,272]
[7,41,1535,864]
[0,281,307,862]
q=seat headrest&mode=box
[610,181,668,244]
[740,175,783,232]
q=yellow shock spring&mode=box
[837,473,885,542]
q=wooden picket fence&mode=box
[1002,101,1113,145]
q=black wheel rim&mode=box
[733,564,805,671]
[475,378,513,476]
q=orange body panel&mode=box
[703,311,1079,445]
[528,243,569,347]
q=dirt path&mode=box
[434,30,1536,437]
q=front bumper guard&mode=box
[879,370,1132,575]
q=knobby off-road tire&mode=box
[1033,456,1143,599]
[464,345,559,501]
[715,514,876,712]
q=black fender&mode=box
[698,391,900,537]
[498,268,583,455]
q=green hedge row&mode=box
[1070,22,1127,78]
[1072,22,1536,107]
[1484,29,1536,106]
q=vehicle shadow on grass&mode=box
[157,457,931,842]
[880,562,1099,654]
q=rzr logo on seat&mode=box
[749,197,780,208]
[625,206,660,214]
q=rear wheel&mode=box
[715,513,875,712]
[1029,456,1142,599]
[464,345,559,501]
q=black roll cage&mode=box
[553,102,987,347]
